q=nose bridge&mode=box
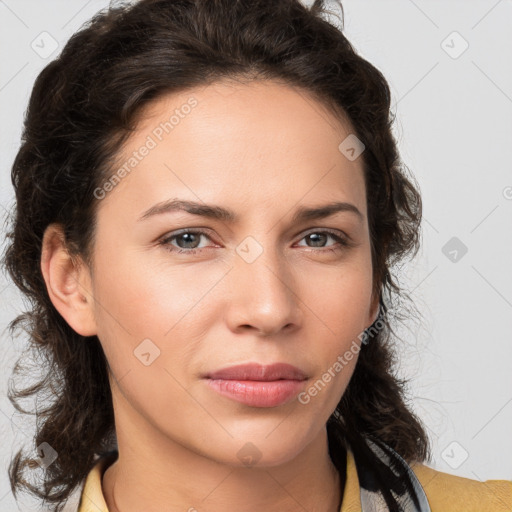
[226,233,301,333]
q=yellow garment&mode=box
[75,449,512,512]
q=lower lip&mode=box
[206,378,305,407]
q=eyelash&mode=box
[158,228,352,255]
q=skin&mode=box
[41,79,380,512]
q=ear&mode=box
[40,223,97,337]
[367,292,380,327]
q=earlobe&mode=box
[40,223,97,337]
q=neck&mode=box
[102,404,344,512]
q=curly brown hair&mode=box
[2,0,431,510]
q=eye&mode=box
[158,228,352,255]
[295,229,350,253]
[159,229,214,255]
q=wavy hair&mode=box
[2,0,430,509]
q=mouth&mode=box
[204,363,308,408]
[205,362,308,381]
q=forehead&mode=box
[137,77,353,149]
[98,78,367,221]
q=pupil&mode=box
[180,233,199,248]
[309,233,325,247]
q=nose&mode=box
[224,241,303,337]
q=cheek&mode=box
[296,263,371,399]
[91,254,212,431]
[301,355,359,405]
[300,259,373,337]
[90,245,227,387]
[91,241,219,334]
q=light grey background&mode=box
[1,0,511,510]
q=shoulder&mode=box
[410,460,512,512]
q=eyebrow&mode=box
[138,198,364,224]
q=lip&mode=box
[204,363,308,408]
[205,363,307,381]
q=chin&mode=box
[207,429,314,468]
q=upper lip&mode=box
[205,363,308,381]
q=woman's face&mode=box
[85,79,378,466]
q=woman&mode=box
[3,0,511,511]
